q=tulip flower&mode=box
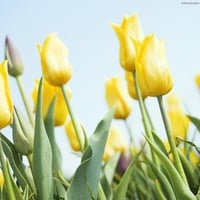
[125,71,147,99]
[4,36,24,77]
[103,126,127,161]
[0,169,4,188]
[105,76,132,119]
[194,73,200,89]
[166,94,189,140]
[112,14,143,71]
[37,33,72,86]
[32,79,71,126]
[135,34,173,97]
[64,119,84,151]
[0,60,13,129]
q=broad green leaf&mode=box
[66,108,114,200]
[44,96,62,172]
[145,135,196,200]
[113,145,145,200]
[100,153,120,200]
[32,78,53,200]
[44,95,66,199]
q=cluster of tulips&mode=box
[0,12,200,200]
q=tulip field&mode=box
[0,13,200,200]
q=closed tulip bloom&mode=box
[112,14,143,71]
[5,36,24,77]
[194,74,200,89]
[166,94,189,139]
[0,60,13,129]
[105,76,132,119]
[65,120,84,151]
[37,33,72,86]
[32,79,71,126]
[103,126,127,161]
[135,34,173,97]
[125,71,147,99]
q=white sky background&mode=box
[1,0,200,177]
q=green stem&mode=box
[60,85,84,152]
[98,183,107,200]
[143,100,155,131]
[124,119,135,147]
[157,95,188,184]
[132,71,159,165]
[0,137,16,200]
[16,76,34,126]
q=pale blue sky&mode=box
[1,0,200,176]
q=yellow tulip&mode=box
[0,169,4,187]
[135,34,173,97]
[32,79,71,126]
[166,94,189,140]
[0,60,13,129]
[112,14,143,71]
[125,71,147,99]
[37,33,72,86]
[194,74,200,89]
[105,76,132,119]
[65,120,84,151]
[103,126,127,161]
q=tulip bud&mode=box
[103,126,127,161]
[105,76,132,119]
[65,120,84,151]
[125,71,147,99]
[135,34,173,97]
[32,79,71,126]
[37,33,72,86]
[5,36,24,77]
[0,60,13,129]
[112,14,143,71]
[116,152,131,175]
[194,74,200,89]
[12,108,34,155]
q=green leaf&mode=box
[145,135,196,200]
[113,145,145,200]
[44,96,62,172]
[66,108,114,200]
[44,95,66,199]
[100,153,120,200]
[178,149,199,194]
[32,78,53,200]
[188,115,200,133]
[0,133,35,192]
[148,159,176,200]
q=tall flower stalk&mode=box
[157,95,188,184]
[132,71,159,165]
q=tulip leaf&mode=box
[0,133,35,192]
[44,95,62,172]
[100,152,120,200]
[188,115,200,133]
[145,135,196,200]
[32,78,53,200]
[147,159,176,200]
[113,145,144,200]
[44,95,66,198]
[66,108,114,200]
